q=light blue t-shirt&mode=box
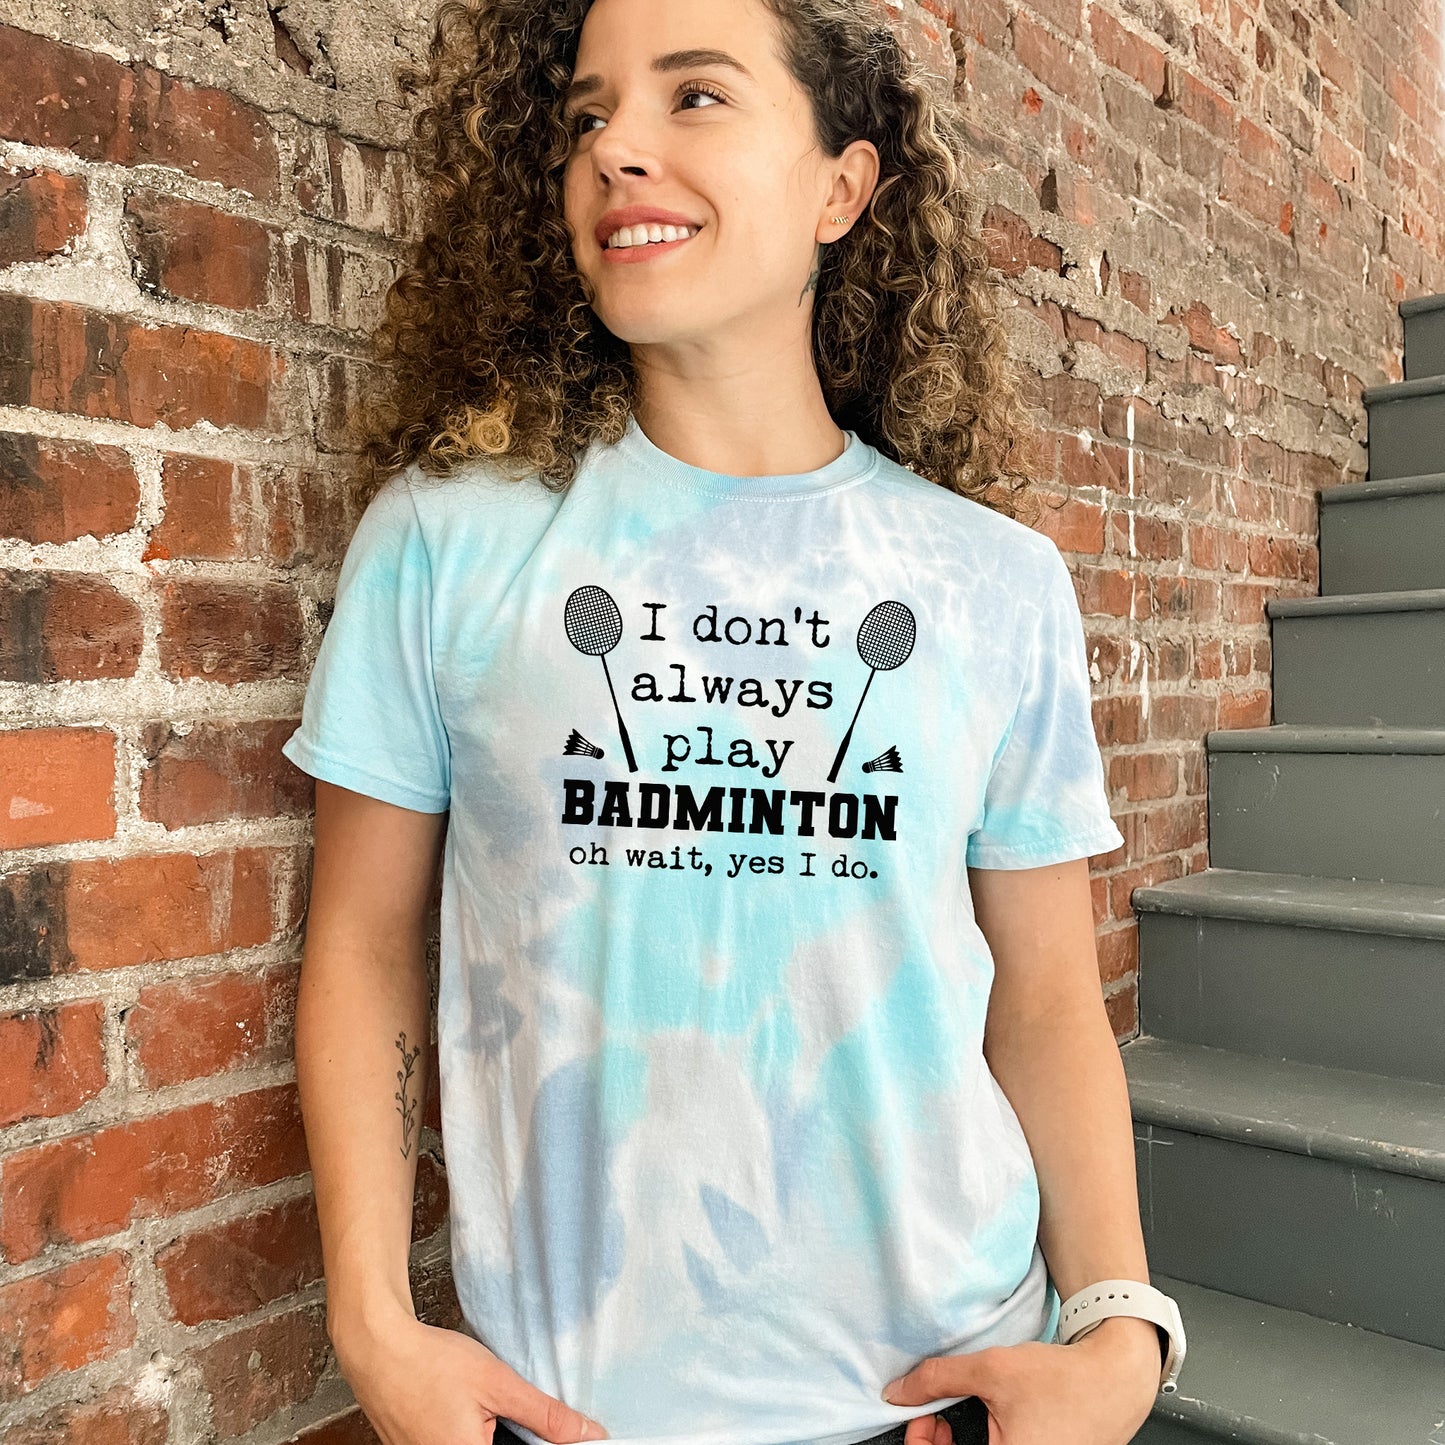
[281,413,1124,1445]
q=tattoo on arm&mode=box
[798,243,823,305]
[394,1029,421,1159]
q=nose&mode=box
[581,102,661,181]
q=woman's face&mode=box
[560,0,875,351]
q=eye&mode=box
[678,81,727,110]
[570,111,604,138]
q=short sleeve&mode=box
[280,473,451,813]
[965,545,1123,868]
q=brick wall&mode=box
[1,0,1442,1437]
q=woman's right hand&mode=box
[332,1307,610,1445]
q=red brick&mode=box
[1026,0,1083,39]
[1031,371,1102,430]
[124,193,273,312]
[1013,293,1067,343]
[1092,687,1138,745]
[1116,269,1151,312]
[980,203,1065,276]
[1012,11,1100,112]
[126,962,295,1086]
[0,434,139,544]
[1310,29,1353,97]
[1108,508,1184,562]
[157,579,305,683]
[1033,490,1108,553]
[1,1382,169,1444]
[1192,22,1247,98]
[1062,310,1148,371]
[139,718,313,828]
[1108,749,1180,801]
[192,1304,331,1437]
[1140,796,1207,854]
[314,355,368,451]
[63,847,295,972]
[291,467,366,568]
[156,1192,323,1325]
[1187,521,1249,573]
[0,1084,308,1263]
[1236,116,1283,173]
[1247,532,1309,578]
[1217,687,1271,728]
[1088,8,1166,97]
[1221,577,1277,624]
[0,1000,107,1127]
[1149,571,1221,621]
[0,847,301,983]
[324,132,409,234]
[0,296,285,432]
[150,454,290,562]
[287,1410,383,1445]
[0,1253,134,1398]
[0,572,143,683]
[0,25,277,201]
[1219,154,1291,233]
[413,1146,450,1238]
[0,169,87,265]
[1106,854,1186,922]
[1167,65,1236,141]
[1160,299,1244,366]
[1103,976,1139,1036]
[1058,431,1132,496]
[0,727,116,848]
[1077,561,1141,620]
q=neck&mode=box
[628,338,845,476]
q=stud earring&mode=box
[831,214,850,224]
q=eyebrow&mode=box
[561,48,756,110]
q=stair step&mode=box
[1124,1036,1445,1348]
[1267,587,1445,726]
[1135,1275,1445,1445]
[1206,725,1445,885]
[1132,869,1445,1083]
[1361,373,1445,481]
[1402,290,1445,382]
[1317,470,1445,595]
[1124,1034,1445,1179]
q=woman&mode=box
[283,1,1177,1443]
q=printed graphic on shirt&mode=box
[561,584,917,880]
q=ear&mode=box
[816,136,881,242]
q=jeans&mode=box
[846,1396,990,1445]
[492,1396,990,1445]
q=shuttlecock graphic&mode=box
[563,728,605,758]
[862,745,902,773]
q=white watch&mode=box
[1054,1279,1186,1394]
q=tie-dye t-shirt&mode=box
[280,413,1124,1445]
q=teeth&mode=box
[605,222,699,249]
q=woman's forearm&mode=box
[295,925,431,1342]
[982,986,1149,1303]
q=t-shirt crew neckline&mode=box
[616,411,879,498]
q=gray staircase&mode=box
[1123,292,1445,1443]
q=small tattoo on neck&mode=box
[395,1029,421,1159]
[798,244,823,304]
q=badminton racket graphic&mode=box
[564,584,639,773]
[827,600,916,783]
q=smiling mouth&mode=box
[603,222,703,251]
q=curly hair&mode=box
[358,0,1045,526]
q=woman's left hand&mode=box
[880,1315,1163,1445]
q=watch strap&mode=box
[1054,1279,1186,1394]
